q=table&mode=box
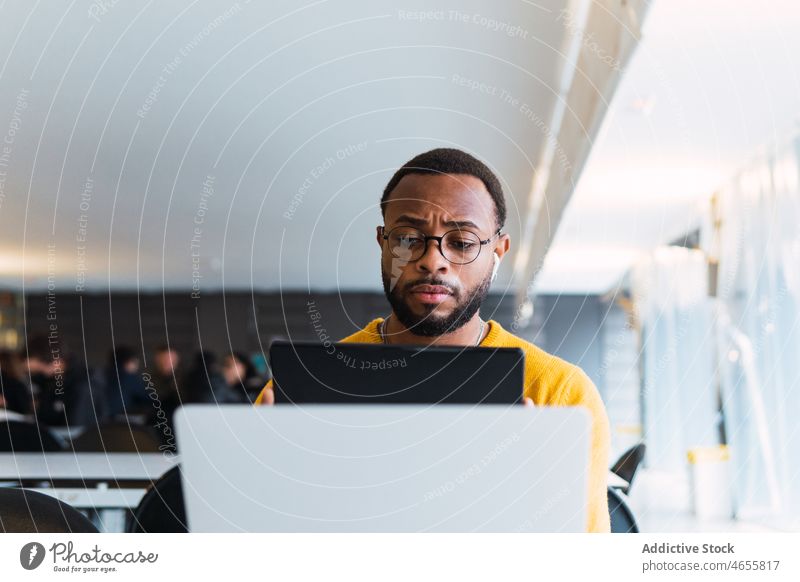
[0,452,179,533]
[1,452,628,531]
[0,452,178,481]
[28,486,146,509]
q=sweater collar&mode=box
[366,317,503,346]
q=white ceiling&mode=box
[534,0,800,294]
[0,0,599,293]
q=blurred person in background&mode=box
[0,350,33,416]
[53,352,107,427]
[105,346,147,419]
[182,351,230,404]
[154,350,228,448]
[149,344,180,403]
[222,352,263,403]
[21,336,55,415]
[0,393,26,422]
[144,344,182,435]
[24,336,107,427]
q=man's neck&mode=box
[383,312,486,346]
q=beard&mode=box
[381,267,492,337]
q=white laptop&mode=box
[173,404,591,532]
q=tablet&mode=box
[269,341,525,404]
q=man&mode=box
[0,350,32,415]
[104,346,147,418]
[147,344,181,430]
[153,345,180,384]
[255,148,611,533]
[24,338,105,427]
[149,345,180,404]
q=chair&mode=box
[0,488,98,532]
[68,422,162,453]
[0,420,65,452]
[608,486,639,533]
[126,465,187,533]
[611,443,646,494]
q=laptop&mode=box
[268,341,525,404]
[174,404,591,532]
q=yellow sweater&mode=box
[255,318,611,533]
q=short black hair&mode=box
[110,346,139,369]
[24,335,52,362]
[381,148,506,229]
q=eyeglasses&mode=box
[381,225,501,265]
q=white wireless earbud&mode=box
[491,253,500,282]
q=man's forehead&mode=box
[384,173,495,225]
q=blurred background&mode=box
[0,0,799,532]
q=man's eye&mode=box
[398,236,423,246]
[448,240,475,251]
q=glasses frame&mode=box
[381,225,502,265]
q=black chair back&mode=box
[69,422,162,453]
[611,443,646,493]
[127,465,187,533]
[0,420,64,452]
[608,486,639,533]
[0,488,98,532]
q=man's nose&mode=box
[415,239,449,273]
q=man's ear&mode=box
[376,225,384,249]
[493,232,510,260]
